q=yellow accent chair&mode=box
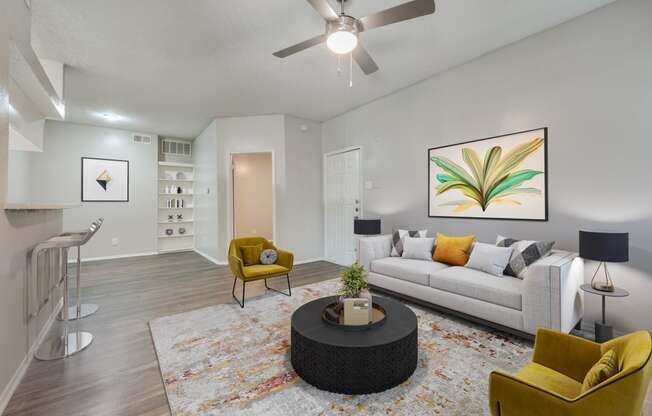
[489,328,652,415]
[228,237,294,308]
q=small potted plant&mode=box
[337,263,373,324]
[339,262,369,299]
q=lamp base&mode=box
[591,282,615,292]
[590,262,616,293]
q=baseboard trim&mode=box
[0,297,63,414]
[68,251,158,263]
[193,249,226,265]
[295,257,325,265]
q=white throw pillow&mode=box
[391,229,428,256]
[465,242,513,277]
[401,237,435,261]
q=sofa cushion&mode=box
[429,266,523,310]
[371,257,448,286]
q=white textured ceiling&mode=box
[31,0,613,138]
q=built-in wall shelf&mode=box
[159,206,194,209]
[158,234,194,239]
[158,220,194,224]
[157,160,195,253]
[159,193,194,196]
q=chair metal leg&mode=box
[264,274,292,297]
[232,277,245,308]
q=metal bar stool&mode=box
[32,219,103,360]
[57,218,103,321]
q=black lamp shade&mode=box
[579,230,629,262]
[354,219,381,235]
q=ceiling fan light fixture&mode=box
[327,30,358,54]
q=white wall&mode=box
[284,115,324,261]
[322,0,652,333]
[193,120,219,262]
[24,121,159,260]
[0,0,64,410]
[193,114,324,263]
[216,115,286,262]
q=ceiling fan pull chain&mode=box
[349,52,353,88]
[337,54,342,77]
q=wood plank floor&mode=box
[3,252,344,416]
[3,251,651,415]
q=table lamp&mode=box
[579,230,629,292]
[354,219,381,236]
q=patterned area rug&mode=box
[150,280,533,415]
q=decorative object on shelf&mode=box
[167,214,174,222]
[354,218,381,235]
[165,229,173,236]
[177,186,183,194]
[260,248,278,265]
[176,214,183,221]
[178,227,186,235]
[81,157,129,202]
[176,171,185,180]
[428,128,548,221]
[579,230,629,292]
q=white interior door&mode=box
[325,148,361,266]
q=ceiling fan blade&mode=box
[353,44,379,75]
[273,34,326,58]
[359,0,435,31]
[305,0,339,21]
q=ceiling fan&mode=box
[273,0,436,75]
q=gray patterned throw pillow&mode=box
[391,229,428,257]
[260,249,278,265]
[496,235,554,278]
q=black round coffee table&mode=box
[290,295,418,394]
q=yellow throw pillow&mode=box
[432,233,475,266]
[581,349,619,392]
[241,244,263,266]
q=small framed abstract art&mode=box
[81,157,129,202]
[428,128,548,221]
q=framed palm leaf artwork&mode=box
[428,128,548,221]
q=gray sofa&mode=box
[359,235,584,337]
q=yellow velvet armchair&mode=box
[228,237,294,307]
[489,328,652,416]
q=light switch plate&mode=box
[364,180,373,190]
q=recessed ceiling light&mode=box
[98,112,123,122]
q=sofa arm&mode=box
[522,251,584,334]
[489,370,574,415]
[358,235,392,271]
[532,328,602,383]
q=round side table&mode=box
[580,283,629,342]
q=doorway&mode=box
[231,152,274,240]
[324,147,362,266]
